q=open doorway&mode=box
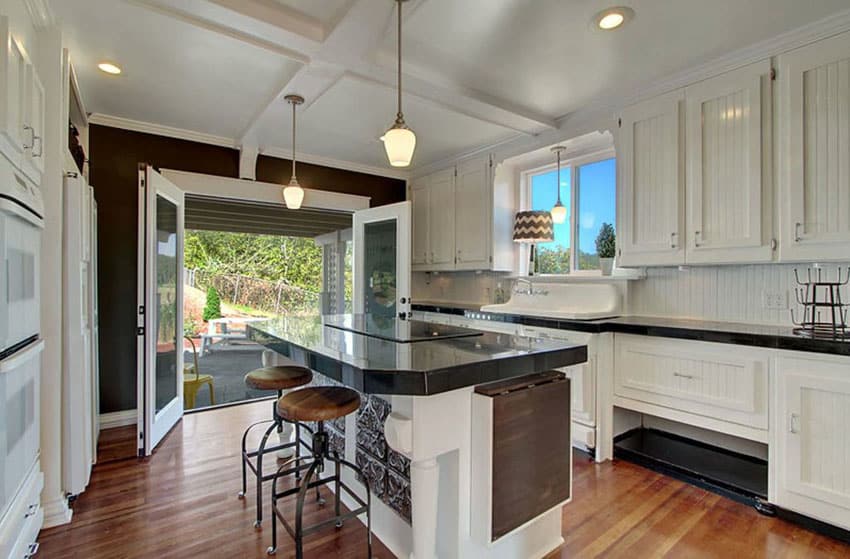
[180,195,352,410]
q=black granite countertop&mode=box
[248,314,588,396]
[412,304,850,357]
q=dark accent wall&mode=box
[89,124,406,413]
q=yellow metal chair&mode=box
[183,336,215,409]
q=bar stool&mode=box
[239,365,313,529]
[267,386,372,559]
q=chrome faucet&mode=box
[513,278,548,296]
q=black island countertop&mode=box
[248,314,587,396]
[412,304,850,357]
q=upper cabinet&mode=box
[777,32,850,262]
[618,61,774,266]
[0,17,45,186]
[410,155,514,273]
[685,61,772,264]
[618,90,685,266]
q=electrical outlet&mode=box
[762,290,787,310]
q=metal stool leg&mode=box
[254,420,279,529]
[295,461,320,559]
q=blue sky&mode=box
[531,157,616,254]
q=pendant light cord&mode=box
[396,0,403,122]
[291,99,297,181]
[556,150,562,204]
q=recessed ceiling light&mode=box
[593,7,634,30]
[98,62,122,75]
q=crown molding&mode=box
[87,113,408,181]
[23,0,55,28]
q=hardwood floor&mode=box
[94,425,137,463]
[39,401,850,558]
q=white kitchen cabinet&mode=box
[685,61,773,264]
[21,63,45,184]
[613,334,769,442]
[618,90,686,266]
[410,180,430,269]
[777,31,850,262]
[427,168,456,270]
[410,155,513,272]
[454,157,490,269]
[0,18,28,167]
[774,354,850,531]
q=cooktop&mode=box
[323,314,483,343]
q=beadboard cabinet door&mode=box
[21,64,45,183]
[427,168,456,270]
[774,355,850,531]
[0,18,28,167]
[410,180,430,269]
[685,61,773,264]
[618,90,686,266]
[778,31,850,262]
[454,156,490,270]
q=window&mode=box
[527,153,616,274]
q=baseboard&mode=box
[99,409,137,430]
[41,494,73,529]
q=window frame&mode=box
[520,147,616,276]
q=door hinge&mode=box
[454,167,457,177]
[618,247,622,257]
[137,326,145,336]
[770,68,776,81]
[138,305,145,315]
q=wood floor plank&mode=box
[39,401,850,558]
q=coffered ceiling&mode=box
[51,0,850,176]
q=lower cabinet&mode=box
[774,354,850,531]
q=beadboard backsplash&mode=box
[413,263,850,327]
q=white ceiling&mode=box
[50,0,850,175]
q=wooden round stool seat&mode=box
[277,386,361,422]
[244,366,313,391]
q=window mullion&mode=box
[570,165,579,274]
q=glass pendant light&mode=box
[383,0,416,167]
[283,94,305,210]
[550,145,567,224]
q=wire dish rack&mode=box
[791,267,850,339]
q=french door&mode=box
[352,202,411,319]
[137,165,184,456]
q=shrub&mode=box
[202,286,222,322]
[595,223,616,259]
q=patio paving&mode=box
[183,342,275,409]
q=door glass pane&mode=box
[155,195,178,413]
[576,158,616,270]
[362,220,397,318]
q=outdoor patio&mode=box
[182,341,271,409]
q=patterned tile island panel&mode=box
[306,372,411,523]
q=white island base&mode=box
[332,384,570,559]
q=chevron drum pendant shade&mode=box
[513,210,554,243]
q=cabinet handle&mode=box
[694,231,702,247]
[24,542,39,558]
[672,372,696,379]
[789,413,800,434]
[794,222,803,243]
[25,503,38,517]
[22,125,35,149]
[670,232,677,249]
[32,135,42,157]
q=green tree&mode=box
[202,286,222,321]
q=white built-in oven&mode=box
[0,155,43,357]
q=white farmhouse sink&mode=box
[481,282,621,320]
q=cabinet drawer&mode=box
[614,335,768,432]
[0,460,42,559]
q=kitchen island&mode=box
[249,314,587,559]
